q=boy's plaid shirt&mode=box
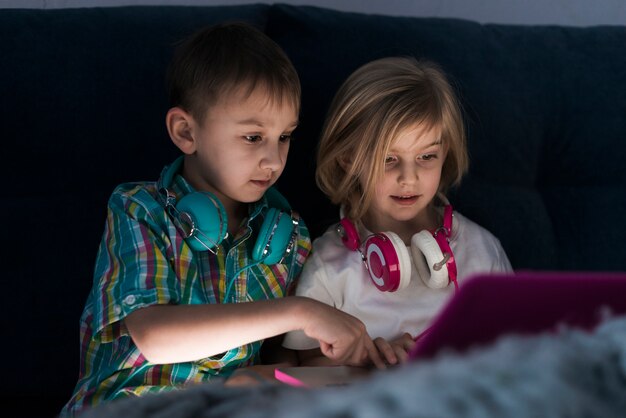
[62,169,311,416]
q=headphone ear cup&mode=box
[176,192,228,252]
[339,218,360,251]
[364,232,412,292]
[411,231,449,289]
[253,208,294,264]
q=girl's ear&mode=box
[338,155,352,172]
[166,107,197,154]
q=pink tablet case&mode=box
[409,271,626,359]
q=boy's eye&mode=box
[244,135,262,143]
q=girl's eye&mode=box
[279,134,292,143]
[244,135,262,143]
[385,155,397,164]
[419,153,437,161]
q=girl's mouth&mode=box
[391,195,418,205]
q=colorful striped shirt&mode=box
[61,164,311,416]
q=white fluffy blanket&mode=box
[79,316,626,418]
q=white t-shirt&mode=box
[283,211,513,350]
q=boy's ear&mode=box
[166,107,197,154]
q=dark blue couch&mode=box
[2,4,625,417]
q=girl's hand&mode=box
[373,333,416,366]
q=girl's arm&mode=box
[124,296,386,369]
[297,333,416,367]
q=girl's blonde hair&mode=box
[316,56,468,222]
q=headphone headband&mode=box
[158,156,183,193]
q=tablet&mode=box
[274,365,371,388]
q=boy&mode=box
[62,22,383,417]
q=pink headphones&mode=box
[337,204,458,292]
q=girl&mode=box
[283,57,512,366]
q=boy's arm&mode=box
[124,296,386,369]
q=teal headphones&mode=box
[157,157,299,265]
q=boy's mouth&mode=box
[251,179,271,188]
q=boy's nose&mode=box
[260,144,284,171]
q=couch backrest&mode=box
[267,5,626,271]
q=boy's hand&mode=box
[300,298,386,369]
[372,333,416,366]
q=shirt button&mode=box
[114,305,122,315]
[124,295,136,305]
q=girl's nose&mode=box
[398,163,418,184]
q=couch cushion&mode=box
[267,4,626,271]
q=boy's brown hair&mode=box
[167,22,301,123]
